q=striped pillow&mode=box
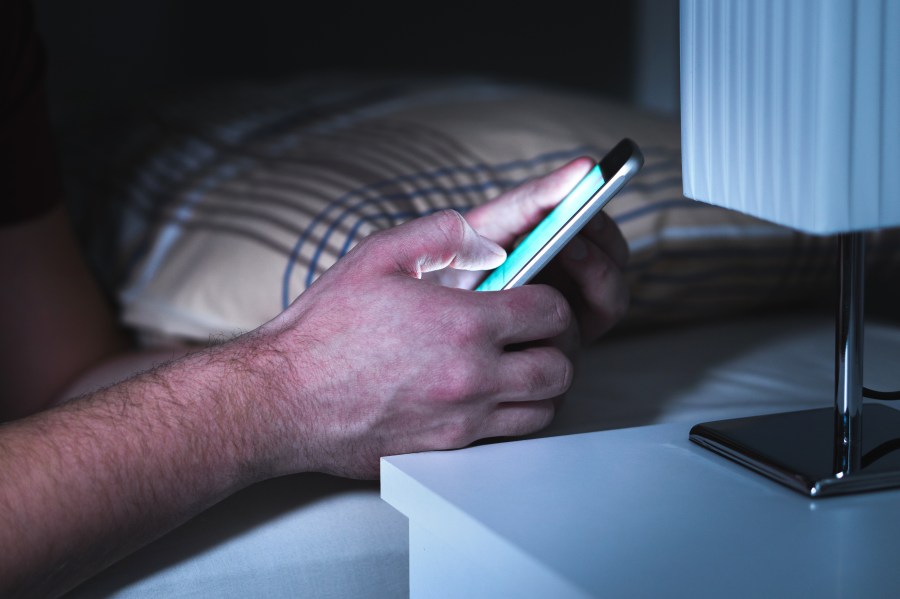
[86,75,897,343]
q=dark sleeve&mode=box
[0,0,63,226]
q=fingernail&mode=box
[564,237,588,261]
[481,237,507,260]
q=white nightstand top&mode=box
[382,421,900,598]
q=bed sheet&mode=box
[67,310,900,598]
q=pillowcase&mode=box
[70,74,898,344]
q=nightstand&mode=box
[382,421,900,598]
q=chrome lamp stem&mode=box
[834,233,865,477]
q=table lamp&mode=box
[680,0,900,497]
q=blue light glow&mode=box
[476,165,605,291]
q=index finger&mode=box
[465,157,595,247]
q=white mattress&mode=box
[68,310,900,598]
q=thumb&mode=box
[372,210,507,278]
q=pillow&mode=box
[69,74,899,344]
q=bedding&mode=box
[62,74,900,346]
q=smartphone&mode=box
[475,138,644,292]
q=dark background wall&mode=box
[34,0,680,125]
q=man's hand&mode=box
[443,156,631,348]
[235,156,630,479]
[244,210,574,479]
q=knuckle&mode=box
[351,229,389,260]
[524,363,553,395]
[592,251,616,282]
[440,359,483,400]
[547,290,574,333]
[546,352,574,396]
[441,413,478,448]
[521,350,573,397]
[511,402,556,437]
[532,402,557,433]
[433,209,467,246]
[446,313,489,349]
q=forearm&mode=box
[53,346,194,404]
[0,339,293,598]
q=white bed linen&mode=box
[67,310,900,598]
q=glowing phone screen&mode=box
[476,164,605,292]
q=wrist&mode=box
[212,329,319,482]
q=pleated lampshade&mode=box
[680,0,900,234]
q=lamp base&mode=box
[689,404,900,497]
